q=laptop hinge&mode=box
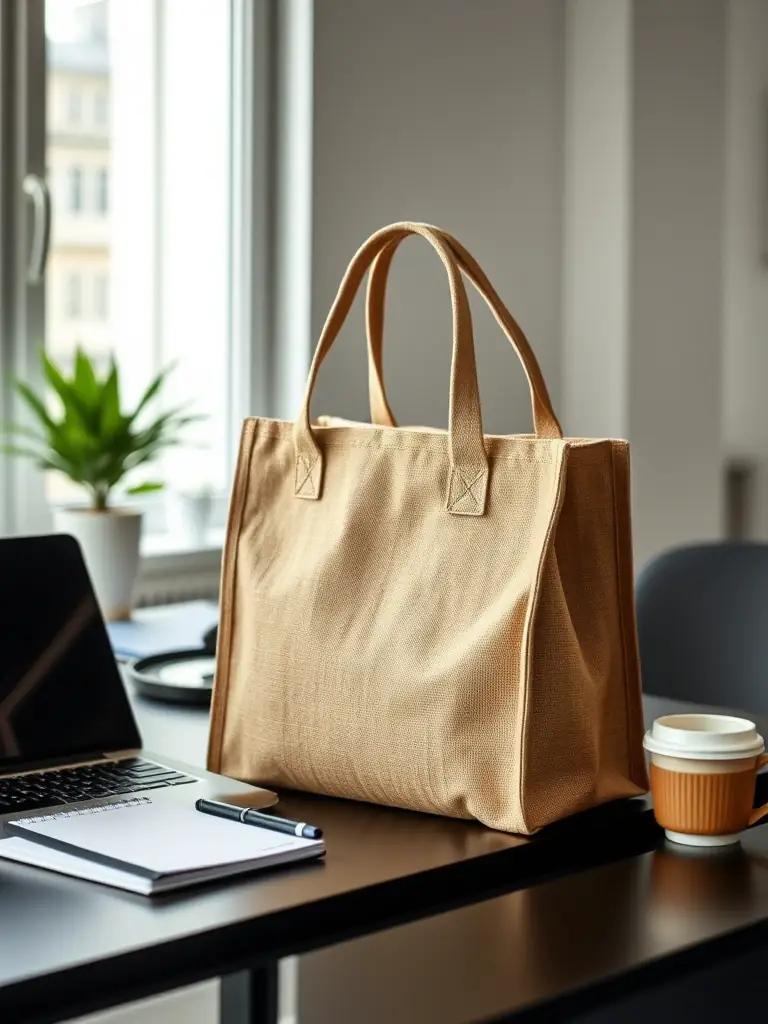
[0,750,122,778]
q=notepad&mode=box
[0,797,325,895]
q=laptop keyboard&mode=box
[0,758,197,816]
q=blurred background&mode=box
[0,0,765,595]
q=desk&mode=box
[0,691,752,1024]
[298,822,768,1023]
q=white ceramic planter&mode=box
[53,507,143,621]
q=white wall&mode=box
[562,0,631,440]
[309,0,565,437]
[628,0,726,563]
[722,0,768,535]
[723,0,768,461]
[562,0,726,567]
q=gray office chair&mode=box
[635,543,768,714]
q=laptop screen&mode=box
[0,534,142,769]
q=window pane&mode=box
[67,166,82,211]
[95,166,108,213]
[45,0,232,534]
[94,274,108,319]
[64,272,81,318]
[67,87,81,124]
[94,88,108,127]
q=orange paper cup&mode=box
[644,714,768,847]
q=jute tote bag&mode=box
[208,222,648,835]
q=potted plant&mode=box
[1,348,201,620]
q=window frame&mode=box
[0,0,48,536]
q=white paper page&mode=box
[10,797,319,875]
[0,836,151,894]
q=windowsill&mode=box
[136,530,224,606]
[140,527,226,560]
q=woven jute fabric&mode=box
[208,223,648,835]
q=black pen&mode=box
[195,798,323,840]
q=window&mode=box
[93,274,108,320]
[94,167,108,214]
[0,0,268,552]
[67,166,82,212]
[94,89,108,127]
[67,87,81,125]
[0,0,267,551]
[65,274,81,318]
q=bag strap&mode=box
[366,227,563,439]
[294,223,490,516]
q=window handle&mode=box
[22,173,52,284]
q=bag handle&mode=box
[366,227,563,439]
[294,223,490,515]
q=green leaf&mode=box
[74,348,98,401]
[41,350,73,402]
[126,481,164,495]
[99,360,122,435]
[0,446,76,481]
[127,362,176,425]
[38,455,86,478]
[0,444,44,461]
[0,421,47,444]
[14,381,55,432]
[42,351,94,431]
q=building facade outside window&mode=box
[67,166,82,212]
[65,273,81,319]
[95,167,108,214]
[93,88,108,127]
[67,87,81,124]
[93,274,108,320]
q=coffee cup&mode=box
[643,714,768,847]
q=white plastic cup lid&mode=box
[643,714,765,761]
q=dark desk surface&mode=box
[299,808,768,1024]
[0,690,754,1023]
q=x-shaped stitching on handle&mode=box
[295,455,317,496]
[449,468,486,510]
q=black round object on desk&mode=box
[127,649,215,705]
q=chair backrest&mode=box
[635,543,768,714]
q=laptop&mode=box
[0,534,277,832]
